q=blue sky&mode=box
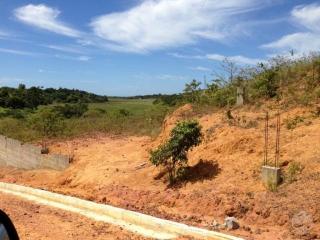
[0,0,319,96]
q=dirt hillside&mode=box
[0,104,319,239]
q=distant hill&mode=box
[0,84,108,109]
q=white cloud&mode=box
[191,66,211,72]
[170,52,263,65]
[206,53,264,65]
[78,56,91,61]
[76,39,94,46]
[168,52,203,59]
[291,4,320,32]
[262,3,320,54]
[0,47,37,56]
[262,32,320,54]
[0,46,90,61]
[156,74,187,81]
[14,4,81,37]
[134,73,187,81]
[90,0,261,53]
[0,30,9,38]
[54,54,91,62]
[45,44,85,54]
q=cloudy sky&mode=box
[0,0,319,96]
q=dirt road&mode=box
[0,193,148,240]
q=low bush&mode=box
[286,161,304,183]
[83,108,107,118]
[54,103,88,118]
[28,108,64,138]
[285,116,304,130]
[118,109,131,117]
[150,120,202,184]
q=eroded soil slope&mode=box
[0,104,319,239]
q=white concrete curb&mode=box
[0,182,244,240]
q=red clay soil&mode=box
[0,104,319,239]
[0,192,149,240]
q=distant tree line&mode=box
[0,84,108,109]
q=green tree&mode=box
[150,120,202,184]
[29,108,64,138]
[54,103,88,118]
[252,63,279,99]
[25,87,46,109]
[6,96,25,109]
[184,79,201,103]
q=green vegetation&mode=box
[152,94,183,106]
[267,179,278,192]
[285,116,305,130]
[29,108,64,138]
[150,120,202,184]
[0,84,108,110]
[0,98,169,142]
[0,53,319,143]
[286,161,304,183]
[53,103,89,119]
[153,53,320,108]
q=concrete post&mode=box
[261,165,281,186]
[236,86,244,106]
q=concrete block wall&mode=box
[0,135,69,171]
[0,136,6,166]
[40,154,69,171]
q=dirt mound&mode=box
[155,104,194,145]
[0,104,320,239]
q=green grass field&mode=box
[0,99,170,142]
[90,98,157,115]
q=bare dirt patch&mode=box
[0,192,148,240]
[0,105,319,239]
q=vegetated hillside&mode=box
[154,54,320,108]
[0,84,108,109]
[0,102,319,239]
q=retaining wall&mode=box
[0,135,69,170]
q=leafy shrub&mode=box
[83,108,107,118]
[6,95,26,109]
[0,109,27,119]
[118,109,131,117]
[183,79,202,103]
[285,116,304,130]
[267,180,278,192]
[54,103,88,118]
[251,66,279,99]
[29,108,64,138]
[150,120,202,184]
[176,166,189,181]
[211,86,236,107]
[153,94,183,106]
[286,161,304,183]
[298,93,313,106]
